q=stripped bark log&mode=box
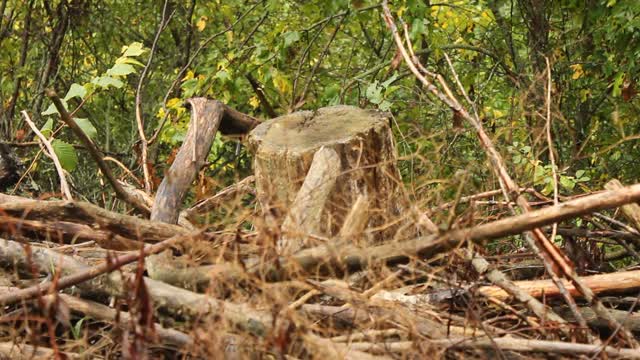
[478,269,640,300]
[280,147,340,253]
[149,98,226,280]
[349,338,640,358]
[606,179,640,232]
[147,98,259,283]
[303,334,393,360]
[151,98,225,224]
[0,342,80,359]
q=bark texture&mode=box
[249,105,405,241]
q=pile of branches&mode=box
[2,2,640,359]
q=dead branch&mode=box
[0,238,272,336]
[0,215,143,250]
[0,195,188,242]
[348,338,640,358]
[44,293,192,348]
[21,110,72,200]
[283,182,640,276]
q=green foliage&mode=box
[51,140,78,172]
[0,0,638,204]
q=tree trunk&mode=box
[248,105,407,245]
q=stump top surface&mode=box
[249,105,389,153]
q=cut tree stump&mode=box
[248,105,407,248]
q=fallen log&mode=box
[348,337,640,358]
[0,238,272,336]
[0,216,143,250]
[0,195,188,242]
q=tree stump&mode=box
[248,105,406,248]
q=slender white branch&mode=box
[21,110,72,200]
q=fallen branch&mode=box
[348,338,640,358]
[0,215,143,250]
[0,195,188,242]
[0,238,272,336]
[45,293,192,348]
[285,183,640,276]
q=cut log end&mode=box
[250,105,390,153]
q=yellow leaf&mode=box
[182,70,194,81]
[166,98,182,109]
[273,73,290,95]
[196,16,207,32]
[397,6,407,18]
[570,64,584,80]
[249,96,260,109]
[156,107,166,119]
[580,89,591,102]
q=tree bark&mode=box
[249,105,407,243]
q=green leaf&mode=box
[52,139,78,172]
[116,57,145,67]
[612,72,625,97]
[575,170,585,178]
[379,100,392,111]
[91,76,124,89]
[41,118,54,137]
[122,42,145,57]
[106,63,136,77]
[71,318,85,340]
[74,118,97,140]
[64,83,87,101]
[381,73,399,88]
[283,31,300,47]
[42,99,69,116]
[366,81,383,104]
[215,69,230,82]
[560,176,576,190]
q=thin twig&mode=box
[20,111,72,200]
[135,0,174,193]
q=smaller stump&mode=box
[248,105,406,243]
